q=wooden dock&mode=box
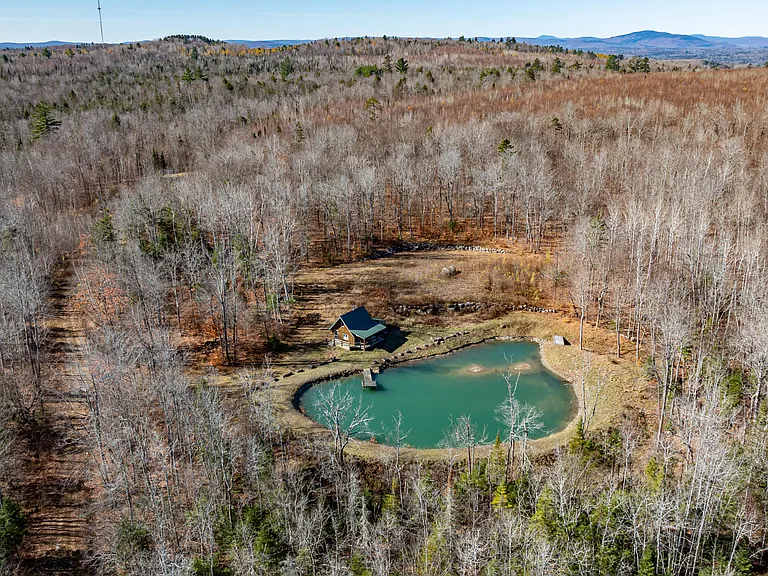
[362,368,377,390]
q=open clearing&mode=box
[243,248,653,460]
[272,247,555,367]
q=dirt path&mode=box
[17,264,93,575]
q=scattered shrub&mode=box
[0,499,26,560]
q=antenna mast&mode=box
[97,0,105,44]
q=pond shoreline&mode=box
[277,332,584,458]
[290,334,535,408]
[297,337,578,450]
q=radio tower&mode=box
[97,0,105,44]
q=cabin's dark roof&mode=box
[330,306,386,339]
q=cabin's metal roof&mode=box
[330,306,386,339]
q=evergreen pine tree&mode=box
[382,477,400,514]
[279,57,295,79]
[30,101,61,139]
[181,68,195,84]
[645,457,664,493]
[294,121,304,144]
[92,209,116,245]
[733,544,753,575]
[0,499,26,558]
[638,547,657,576]
[569,417,586,452]
[364,98,382,120]
[392,77,407,98]
[606,54,622,72]
[489,432,507,486]
[498,139,512,154]
[491,483,509,510]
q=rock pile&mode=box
[393,302,558,316]
[394,302,485,315]
[447,301,483,312]
[364,242,512,260]
[515,304,558,313]
[394,303,443,315]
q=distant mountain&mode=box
[0,41,84,50]
[0,38,311,51]
[691,34,768,48]
[224,39,313,48]
[600,31,714,49]
[518,30,768,62]
[4,33,767,63]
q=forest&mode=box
[1,34,768,575]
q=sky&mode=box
[2,0,767,44]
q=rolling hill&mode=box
[518,30,768,62]
[0,40,84,49]
[224,39,313,48]
[4,31,768,63]
[0,39,312,50]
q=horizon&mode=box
[5,29,768,47]
[2,0,767,45]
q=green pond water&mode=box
[299,340,576,449]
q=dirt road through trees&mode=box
[18,264,92,575]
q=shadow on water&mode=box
[364,382,387,392]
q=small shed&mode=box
[328,306,387,351]
[553,335,566,346]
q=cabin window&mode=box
[343,333,348,341]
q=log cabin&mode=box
[328,306,387,350]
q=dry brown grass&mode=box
[294,248,553,327]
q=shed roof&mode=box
[331,306,386,339]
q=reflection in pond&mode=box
[299,340,576,449]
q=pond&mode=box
[298,340,576,449]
